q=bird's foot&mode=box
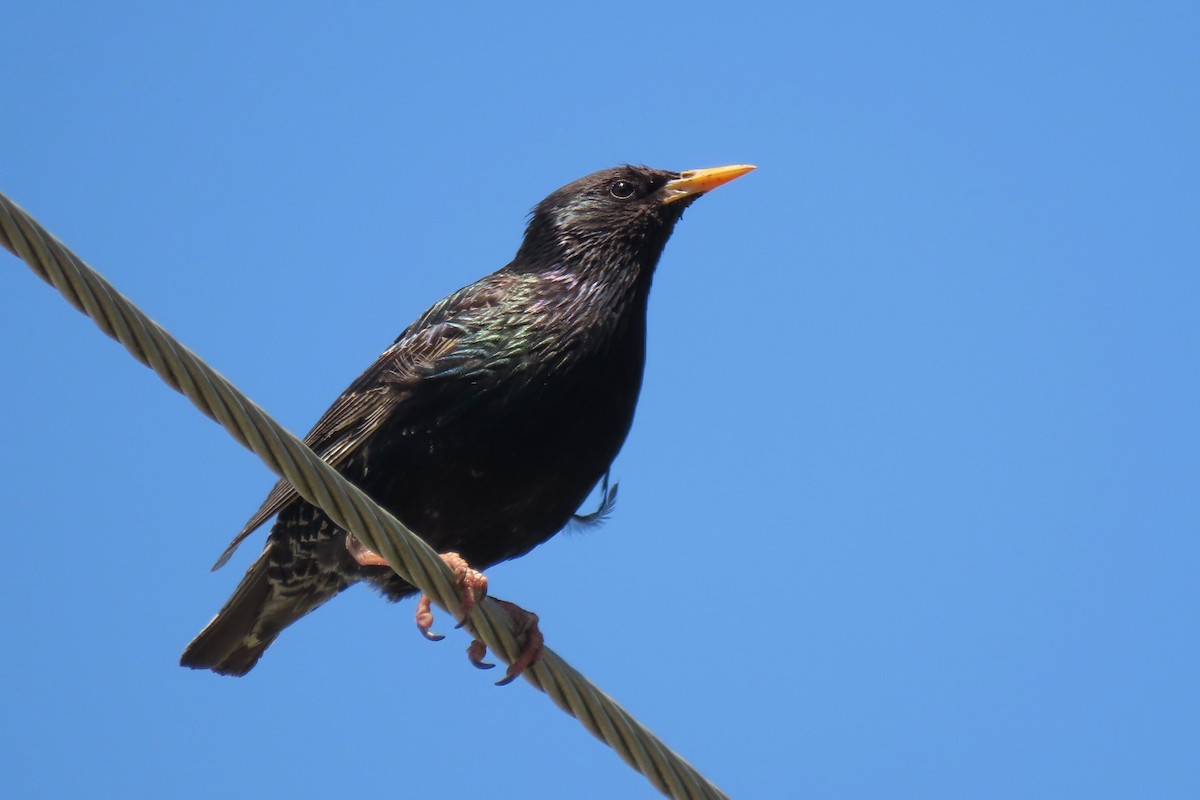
[411,551,543,685]
[345,533,391,567]
[414,552,488,642]
[465,598,544,686]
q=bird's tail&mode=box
[180,547,344,676]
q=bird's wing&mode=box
[211,279,508,570]
[229,385,401,542]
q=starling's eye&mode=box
[609,179,636,199]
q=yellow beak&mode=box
[661,164,756,204]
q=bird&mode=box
[180,162,755,681]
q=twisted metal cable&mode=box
[0,191,730,800]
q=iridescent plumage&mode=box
[181,164,753,675]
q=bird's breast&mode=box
[366,319,647,567]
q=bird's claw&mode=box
[412,554,543,686]
[479,598,544,687]
[413,552,488,642]
[415,595,444,641]
[467,640,495,670]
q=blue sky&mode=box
[1,3,1196,798]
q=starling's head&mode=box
[515,164,754,277]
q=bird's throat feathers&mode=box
[511,214,688,330]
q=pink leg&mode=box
[345,533,390,567]
[487,599,544,687]
[413,552,488,641]
[462,599,545,685]
[404,550,544,686]
[415,595,443,641]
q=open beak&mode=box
[661,164,756,204]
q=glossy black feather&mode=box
[181,165,715,675]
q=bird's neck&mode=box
[548,249,655,330]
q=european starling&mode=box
[180,163,754,679]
